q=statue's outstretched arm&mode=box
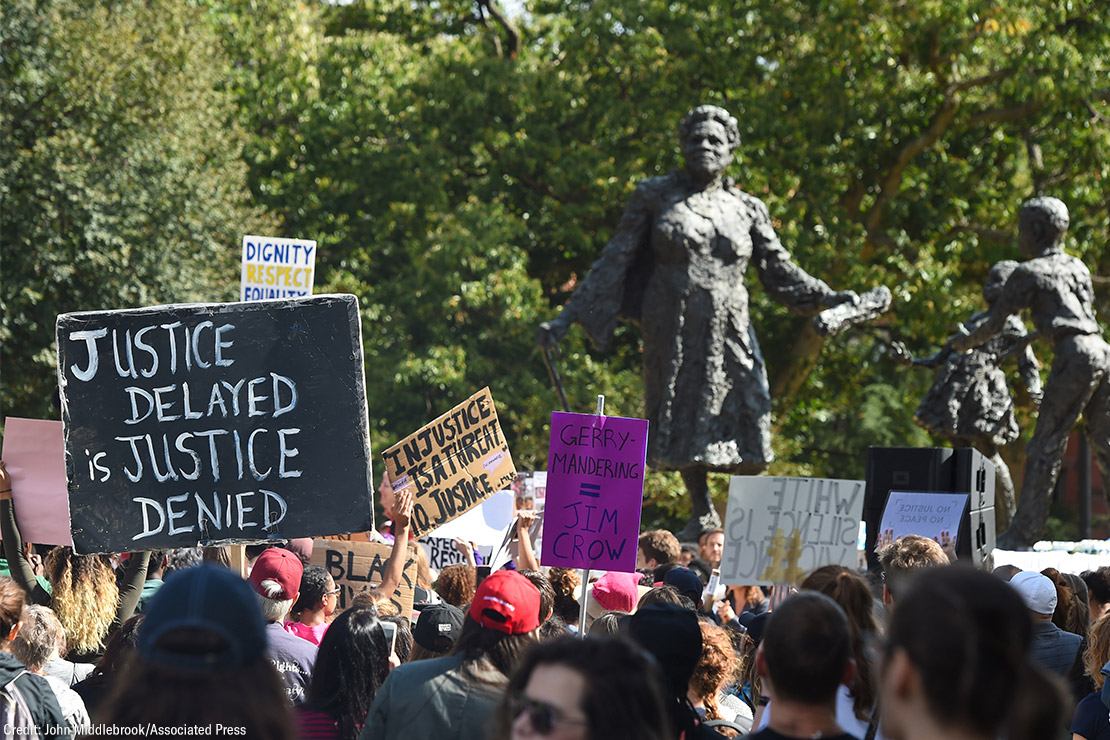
[538,180,656,352]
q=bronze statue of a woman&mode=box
[540,105,858,540]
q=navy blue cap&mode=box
[139,565,267,670]
[663,566,704,604]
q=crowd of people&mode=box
[0,460,1107,739]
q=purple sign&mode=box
[540,412,648,572]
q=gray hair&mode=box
[257,579,294,622]
[11,605,62,671]
[678,105,740,152]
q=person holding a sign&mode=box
[539,105,861,540]
[0,461,148,663]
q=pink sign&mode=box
[1,418,74,546]
[540,412,648,572]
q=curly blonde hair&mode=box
[45,547,118,655]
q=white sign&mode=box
[419,536,494,571]
[241,235,317,301]
[720,476,865,586]
[879,491,969,545]
[423,489,514,546]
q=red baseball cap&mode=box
[468,570,541,635]
[249,547,303,601]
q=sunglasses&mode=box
[509,693,588,735]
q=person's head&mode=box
[1009,570,1058,621]
[381,614,412,664]
[662,567,703,607]
[435,564,477,607]
[0,576,25,647]
[756,592,853,708]
[992,564,1022,582]
[283,539,313,567]
[636,585,683,611]
[983,260,1019,304]
[201,545,232,569]
[11,605,62,672]
[378,472,396,520]
[799,565,879,722]
[518,569,555,623]
[148,550,169,579]
[97,565,295,739]
[86,613,144,686]
[548,568,581,627]
[678,105,740,182]
[164,548,202,577]
[626,602,704,740]
[494,636,671,740]
[729,584,766,607]
[636,530,681,570]
[1085,615,1110,690]
[688,621,739,721]
[1082,567,1110,621]
[1018,196,1069,257]
[43,546,119,655]
[678,546,696,567]
[697,529,724,569]
[880,565,1064,740]
[585,611,628,637]
[249,547,303,623]
[411,603,465,660]
[290,565,337,621]
[877,534,948,604]
[585,572,641,626]
[1042,567,1088,636]
[453,570,541,680]
[305,606,391,738]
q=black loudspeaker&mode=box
[865,447,995,571]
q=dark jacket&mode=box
[0,651,67,735]
[1030,621,1082,676]
[359,653,504,740]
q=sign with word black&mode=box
[382,387,516,539]
[56,295,374,553]
[312,539,417,615]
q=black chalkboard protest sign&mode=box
[55,295,374,554]
[311,539,417,615]
[382,387,517,539]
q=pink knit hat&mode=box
[588,571,643,614]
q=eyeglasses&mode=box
[509,693,588,735]
[326,587,341,596]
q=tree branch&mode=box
[863,93,960,235]
[966,101,1043,127]
[478,0,519,60]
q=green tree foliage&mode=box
[5,0,1107,530]
[1,0,269,420]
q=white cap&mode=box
[1009,571,1058,615]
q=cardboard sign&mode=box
[312,539,417,615]
[0,418,73,546]
[240,235,317,301]
[879,492,969,545]
[721,476,865,586]
[55,295,374,553]
[381,388,516,538]
[540,412,648,572]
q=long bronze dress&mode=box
[560,172,838,473]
